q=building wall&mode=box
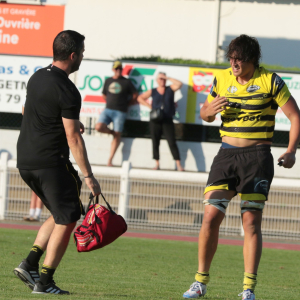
[64,0,217,62]
[219,1,300,67]
[64,0,300,67]
[2,129,299,179]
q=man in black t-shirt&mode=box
[14,30,101,295]
[95,61,138,166]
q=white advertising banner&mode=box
[77,60,189,123]
[0,55,52,113]
[276,73,300,131]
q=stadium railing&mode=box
[1,152,300,240]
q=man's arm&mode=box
[62,118,101,195]
[200,96,228,123]
[128,92,139,106]
[137,90,152,109]
[278,96,300,168]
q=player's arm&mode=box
[137,89,152,109]
[200,95,228,123]
[277,96,300,168]
[62,118,101,196]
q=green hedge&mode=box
[121,55,300,72]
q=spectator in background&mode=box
[23,191,44,222]
[22,103,44,222]
[95,61,138,166]
[137,72,184,171]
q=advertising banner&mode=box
[187,67,222,126]
[0,55,52,113]
[0,4,64,56]
[1,54,299,132]
[276,73,300,131]
[77,60,189,123]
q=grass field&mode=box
[0,228,300,300]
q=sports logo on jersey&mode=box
[227,86,238,93]
[247,85,260,93]
[108,82,122,94]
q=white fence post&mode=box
[0,152,9,220]
[118,161,131,220]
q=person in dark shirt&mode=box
[14,30,101,295]
[95,61,138,166]
[21,102,44,222]
[138,72,184,171]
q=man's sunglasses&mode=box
[115,67,123,71]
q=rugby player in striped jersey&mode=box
[183,34,300,300]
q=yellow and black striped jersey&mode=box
[207,67,291,140]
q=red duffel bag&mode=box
[74,193,127,252]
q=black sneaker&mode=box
[13,259,40,290]
[32,280,70,295]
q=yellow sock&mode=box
[195,271,210,285]
[243,272,257,291]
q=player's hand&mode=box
[85,176,101,196]
[79,122,85,134]
[278,152,296,168]
[205,94,228,117]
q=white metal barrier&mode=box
[1,152,300,240]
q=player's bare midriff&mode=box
[222,136,272,147]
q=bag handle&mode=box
[88,192,115,215]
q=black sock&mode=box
[26,245,44,267]
[40,264,56,285]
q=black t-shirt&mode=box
[103,76,136,113]
[17,65,81,169]
[151,86,175,118]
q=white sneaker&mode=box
[238,289,255,300]
[183,281,207,298]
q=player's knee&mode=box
[243,220,261,235]
[202,215,220,230]
[240,200,265,214]
[203,198,230,214]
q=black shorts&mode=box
[204,145,274,201]
[19,162,84,225]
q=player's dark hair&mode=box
[53,30,85,61]
[225,34,261,68]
